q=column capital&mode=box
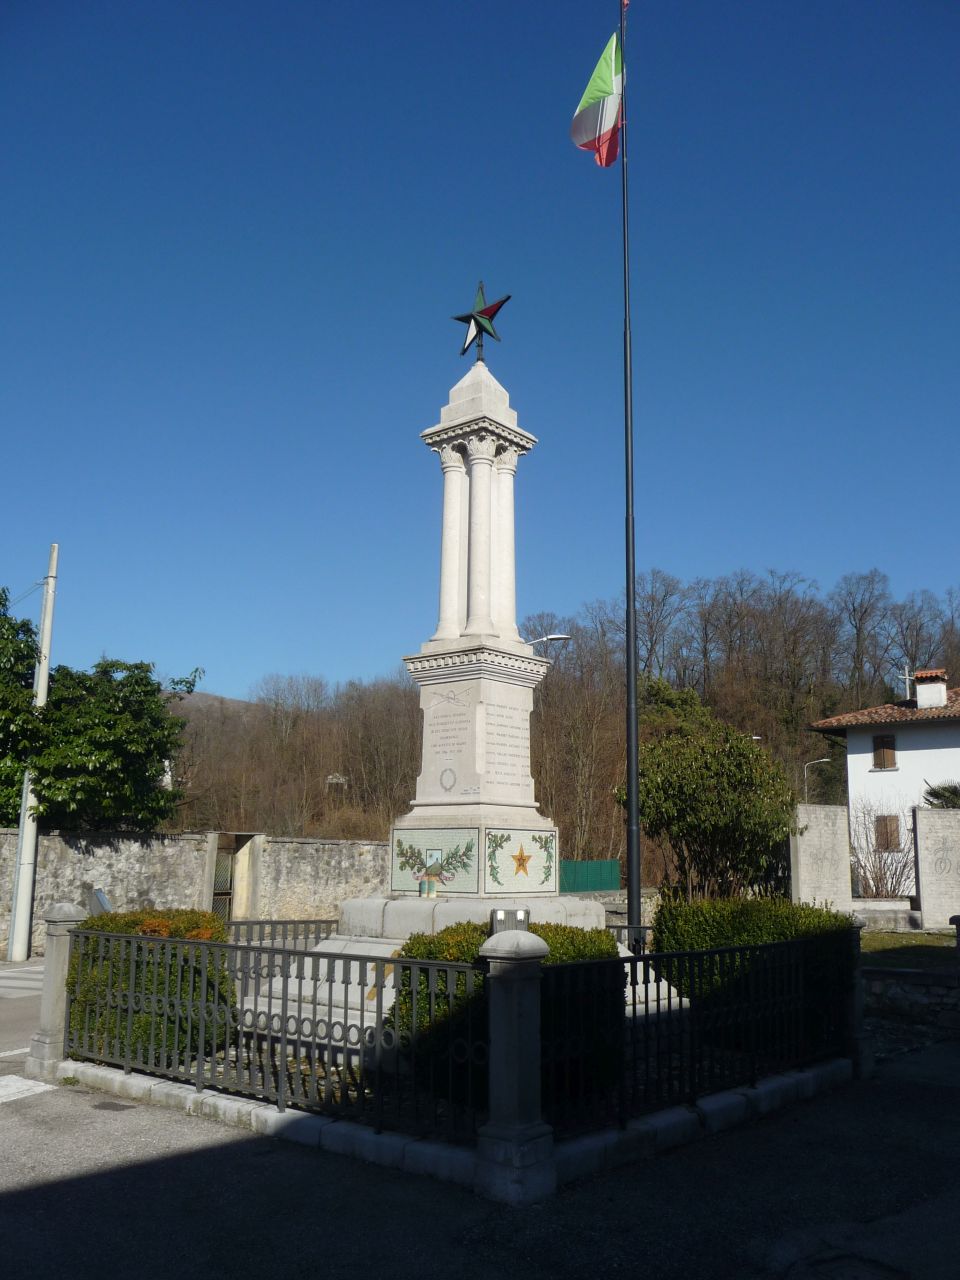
[436,442,466,472]
[466,433,499,464]
[496,445,520,475]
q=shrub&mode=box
[74,909,228,941]
[530,922,619,964]
[652,897,853,954]
[391,921,623,1114]
[397,920,618,968]
[67,909,233,1068]
[650,897,857,1061]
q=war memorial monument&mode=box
[338,286,604,940]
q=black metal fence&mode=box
[228,919,338,950]
[64,925,856,1146]
[65,930,486,1141]
[606,924,651,954]
[542,932,854,1135]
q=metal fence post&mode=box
[24,902,86,1083]
[474,930,556,1205]
[847,918,874,1079]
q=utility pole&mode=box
[7,543,59,962]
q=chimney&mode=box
[914,669,948,709]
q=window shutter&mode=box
[873,734,896,769]
[874,815,900,851]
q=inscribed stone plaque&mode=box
[390,827,480,895]
[483,703,531,795]
[418,689,482,801]
[484,828,558,895]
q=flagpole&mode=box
[619,2,642,940]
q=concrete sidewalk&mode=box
[0,1038,958,1280]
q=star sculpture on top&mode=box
[453,281,511,362]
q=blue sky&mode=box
[2,1,957,698]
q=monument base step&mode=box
[338,894,606,939]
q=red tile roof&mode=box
[811,688,960,733]
[914,669,948,680]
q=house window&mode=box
[874,815,901,852]
[872,734,896,770]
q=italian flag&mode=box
[570,33,623,168]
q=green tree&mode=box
[0,590,196,831]
[623,687,796,898]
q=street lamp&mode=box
[803,757,831,803]
[523,633,571,647]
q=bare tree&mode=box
[886,591,944,678]
[849,800,915,898]
[829,570,892,708]
[635,569,686,677]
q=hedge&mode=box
[67,909,233,1067]
[398,920,618,968]
[652,897,854,954]
[394,922,618,1032]
[73,908,228,942]
[650,897,857,1059]
[391,921,622,1111]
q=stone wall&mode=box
[253,837,391,920]
[863,965,960,1031]
[0,829,391,955]
[914,808,960,929]
[789,804,854,911]
[0,829,212,956]
[791,805,960,929]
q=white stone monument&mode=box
[339,354,604,937]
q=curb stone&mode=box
[50,1057,855,1196]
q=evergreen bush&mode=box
[67,909,233,1068]
[650,897,857,1059]
[391,921,622,1111]
[652,897,853,954]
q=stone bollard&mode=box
[474,929,556,1205]
[24,902,86,1083]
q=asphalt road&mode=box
[0,1012,958,1280]
[0,961,42,1073]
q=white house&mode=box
[811,669,960,861]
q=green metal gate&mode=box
[558,859,621,893]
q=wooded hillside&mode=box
[174,568,960,865]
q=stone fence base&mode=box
[863,966,960,1031]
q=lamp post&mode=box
[523,633,571,648]
[804,757,831,803]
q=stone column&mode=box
[432,444,466,640]
[475,929,556,1204]
[24,902,85,1083]
[463,433,498,637]
[493,446,520,640]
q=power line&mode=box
[8,580,44,608]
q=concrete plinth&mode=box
[338,893,605,939]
